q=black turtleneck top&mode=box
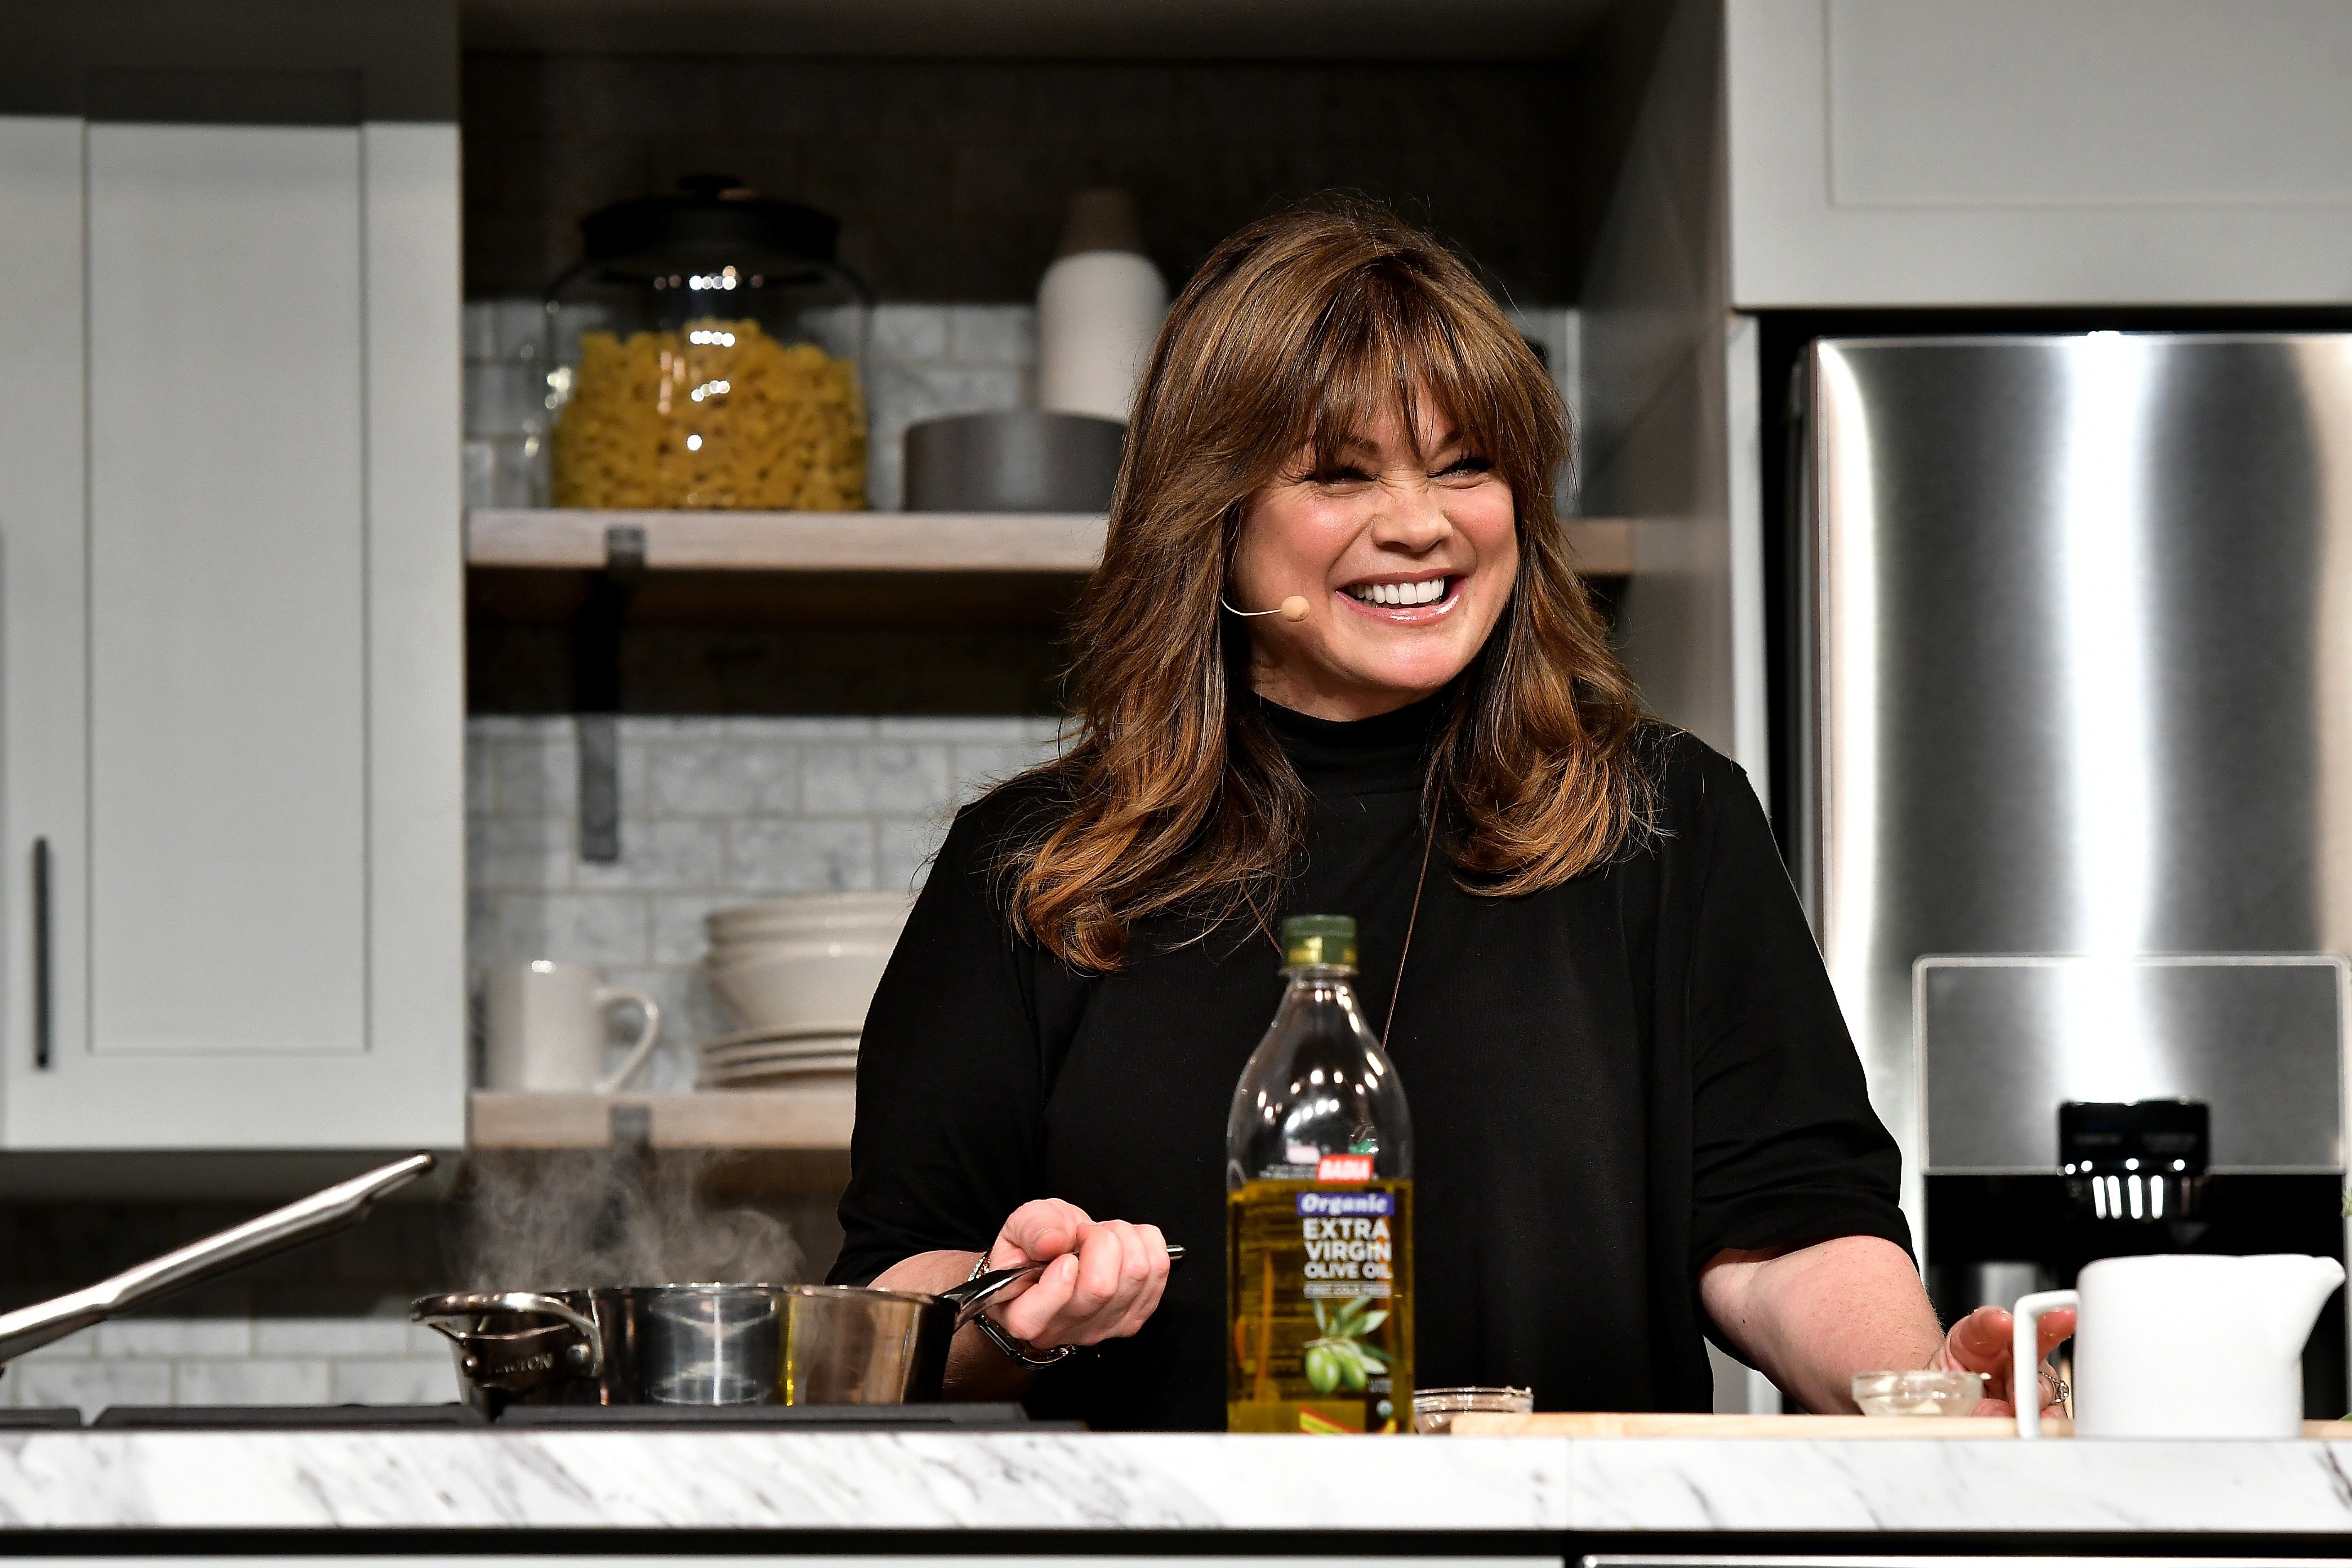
[831,698,1908,1429]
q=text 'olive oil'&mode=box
[1226,914,1414,1433]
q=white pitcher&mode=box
[2015,1253,2344,1438]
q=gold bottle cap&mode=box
[1281,914,1357,967]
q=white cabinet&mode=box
[1727,0,2352,306]
[0,115,463,1149]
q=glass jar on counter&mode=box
[545,175,871,511]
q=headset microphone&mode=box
[1220,595,1311,623]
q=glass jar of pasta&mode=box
[544,176,871,511]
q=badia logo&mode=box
[1315,1154,1374,1182]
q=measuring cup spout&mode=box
[2249,1254,2345,1353]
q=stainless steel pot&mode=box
[412,1286,651,1409]
[0,1152,436,1370]
[417,1248,1184,1412]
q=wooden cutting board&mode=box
[1449,1413,2352,1438]
[1447,1413,2054,1437]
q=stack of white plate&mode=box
[698,1023,863,1089]
[698,893,911,1091]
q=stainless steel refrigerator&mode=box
[1795,333,2352,1400]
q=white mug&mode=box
[2015,1253,2345,1439]
[483,960,662,1094]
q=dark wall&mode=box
[461,53,1585,302]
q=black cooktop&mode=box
[92,1404,486,1429]
[84,1402,1049,1431]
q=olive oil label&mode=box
[1227,1178,1414,1435]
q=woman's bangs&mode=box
[1299,277,1510,471]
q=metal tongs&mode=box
[0,1151,436,1370]
[948,1242,1187,1320]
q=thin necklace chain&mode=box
[1247,818,1437,1052]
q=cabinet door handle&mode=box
[32,837,51,1070]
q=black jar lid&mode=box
[580,174,842,276]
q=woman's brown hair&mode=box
[1000,197,1651,971]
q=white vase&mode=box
[1036,190,1166,425]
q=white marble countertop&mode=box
[5,1429,2352,1535]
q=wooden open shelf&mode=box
[466,509,1637,579]
[469,1088,853,1151]
[468,508,1106,573]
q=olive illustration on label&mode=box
[1302,1295,1389,1396]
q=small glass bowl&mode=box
[1851,1369,1985,1417]
[1413,1385,1535,1434]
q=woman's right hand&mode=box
[982,1199,1171,1349]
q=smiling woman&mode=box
[830,199,2057,1433]
[1010,200,1645,974]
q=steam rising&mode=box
[455,1151,802,1289]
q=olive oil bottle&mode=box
[1226,914,1414,1433]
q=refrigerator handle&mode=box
[1784,353,1824,932]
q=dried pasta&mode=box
[551,318,867,510]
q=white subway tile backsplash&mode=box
[330,1357,461,1406]
[1022,715,1072,744]
[870,302,949,362]
[949,741,1055,799]
[465,721,498,804]
[174,1358,333,1407]
[488,734,578,818]
[649,894,729,966]
[730,716,879,741]
[467,714,550,739]
[94,1317,252,1360]
[647,738,797,816]
[482,890,651,967]
[885,364,1029,425]
[629,715,733,741]
[877,817,951,893]
[251,1316,412,1358]
[801,743,951,815]
[463,439,500,510]
[12,1360,171,1414]
[493,297,548,360]
[947,304,1038,367]
[467,816,573,890]
[464,716,1063,1086]
[463,363,549,439]
[874,715,1034,742]
[464,717,1064,1013]
[726,817,877,892]
[575,818,727,891]
[407,1319,454,1357]
[462,300,500,360]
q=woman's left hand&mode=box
[1932,1302,2075,1417]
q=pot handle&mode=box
[941,1243,1186,1329]
[413,1290,606,1378]
[0,1152,436,1367]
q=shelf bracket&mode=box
[574,525,646,863]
